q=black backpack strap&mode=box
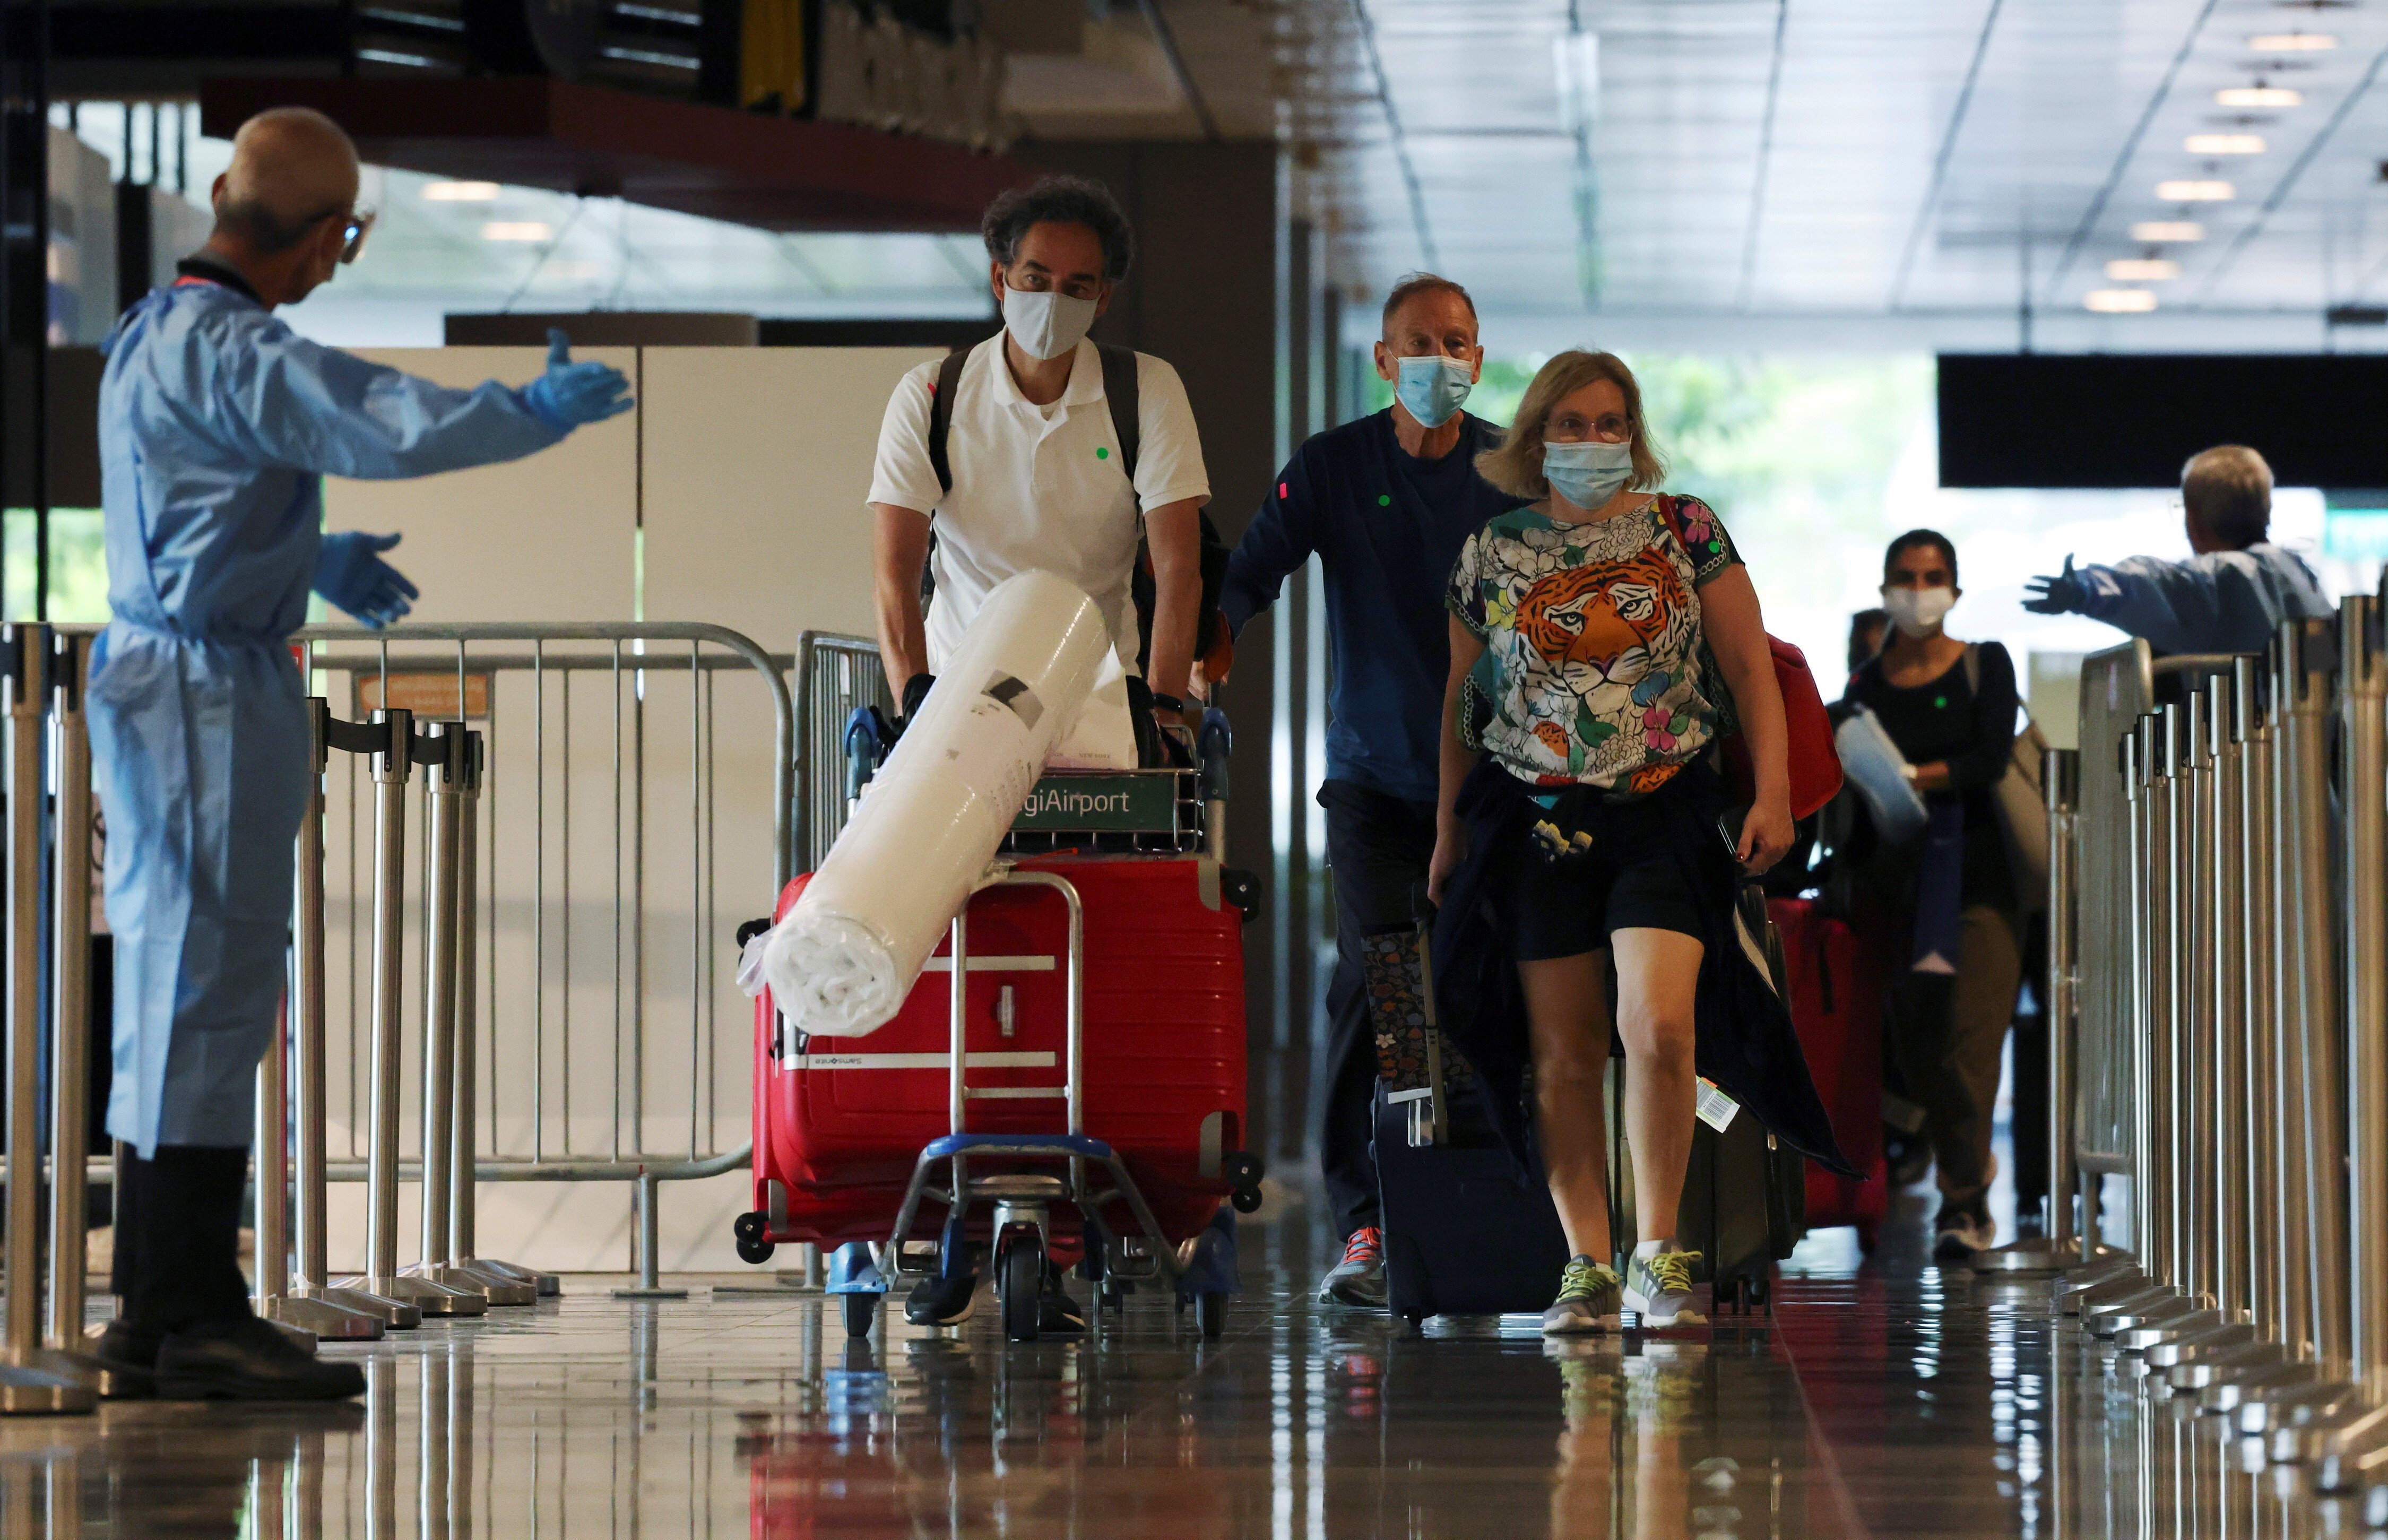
[1097,342,1139,483]
[926,344,968,498]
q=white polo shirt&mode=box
[867,334,1210,673]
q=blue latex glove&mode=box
[315,531,419,628]
[2022,553,2088,616]
[518,328,634,431]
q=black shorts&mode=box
[1497,837,1706,962]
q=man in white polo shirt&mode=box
[868,175,1210,768]
[866,174,1210,1332]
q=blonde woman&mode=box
[1427,349,1827,1335]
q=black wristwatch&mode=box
[1149,690,1186,713]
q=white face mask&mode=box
[1001,286,1098,361]
[1882,585,1956,638]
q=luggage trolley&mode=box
[736,711,1264,1343]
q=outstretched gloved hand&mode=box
[519,328,634,431]
[315,531,419,628]
[2022,554,2088,616]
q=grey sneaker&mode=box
[1542,1255,1624,1335]
[1317,1226,1387,1309]
[1622,1245,1707,1328]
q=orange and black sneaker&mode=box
[1318,1225,1387,1309]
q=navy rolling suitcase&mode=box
[1365,904,1570,1326]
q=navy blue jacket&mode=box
[1221,409,1526,803]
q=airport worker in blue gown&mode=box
[87,106,630,1400]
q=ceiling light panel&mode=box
[481,222,552,242]
[2185,134,2264,154]
[2132,221,2206,241]
[2217,86,2303,107]
[2106,258,2182,281]
[2084,289,2159,313]
[2157,180,2235,201]
[2247,33,2336,51]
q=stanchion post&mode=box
[2273,629,2315,1361]
[2290,618,2350,1375]
[2183,689,2216,1308]
[2126,721,2155,1273]
[2048,746,2079,1252]
[2341,596,2388,1391]
[403,725,529,1307]
[343,709,482,1319]
[2215,663,2251,1324]
[445,731,551,1302]
[288,699,406,1334]
[43,633,91,1352]
[0,624,93,1413]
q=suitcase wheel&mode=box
[1231,1187,1262,1214]
[733,1211,775,1266]
[842,1292,878,1339]
[999,1234,1044,1344]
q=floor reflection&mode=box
[0,1208,2359,1537]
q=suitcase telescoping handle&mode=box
[1408,884,1448,1149]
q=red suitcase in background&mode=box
[739,850,1260,1335]
[1767,896,1890,1252]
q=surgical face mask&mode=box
[1882,585,1957,637]
[1002,285,1098,361]
[1542,437,1635,510]
[1395,353,1474,429]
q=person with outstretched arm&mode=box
[2022,444,2329,652]
[1218,272,1524,1310]
[90,106,630,1402]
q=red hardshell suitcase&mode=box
[747,853,1249,1264]
[1767,897,1890,1252]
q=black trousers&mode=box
[111,1143,254,1335]
[1319,780,1440,1240]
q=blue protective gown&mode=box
[2071,542,2332,656]
[96,265,564,1155]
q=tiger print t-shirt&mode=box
[1447,492,1741,793]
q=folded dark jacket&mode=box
[1431,755,1856,1181]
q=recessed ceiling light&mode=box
[2217,86,2303,107]
[2132,221,2206,241]
[480,221,552,242]
[2157,179,2235,201]
[2085,289,2159,314]
[2248,33,2336,50]
[423,181,501,202]
[2106,258,2182,281]
[2185,134,2265,154]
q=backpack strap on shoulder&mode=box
[926,344,969,499]
[1097,343,1139,484]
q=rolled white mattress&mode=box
[760,569,1112,1036]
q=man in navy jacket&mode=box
[1221,273,1525,1307]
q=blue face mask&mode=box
[1542,438,1635,510]
[1395,354,1474,429]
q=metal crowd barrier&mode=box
[2040,587,2388,1502]
[292,622,799,1296]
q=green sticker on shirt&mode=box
[1378,494,1391,506]
[1096,447,1110,460]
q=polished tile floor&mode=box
[0,1204,2359,1537]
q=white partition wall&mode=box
[639,344,940,650]
[322,346,641,623]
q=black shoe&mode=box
[1932,1210,1995,1262]
[154,1317,365,1401]
[1039,1287,1086,1337]
[90,1320,161,1400]
[905,1269,979,1328]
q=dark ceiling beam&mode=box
[6,6,350,60]
[198,76,1036,233]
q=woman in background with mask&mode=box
[1427,350,1843,1336]
[1844,530,2021,1260]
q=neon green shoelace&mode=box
[1645,1250,1701,1295]
[1557,1259,1619,1302]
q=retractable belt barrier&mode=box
[2046,586,2388,1501]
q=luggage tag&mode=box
[1695,1076,1741,1133]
